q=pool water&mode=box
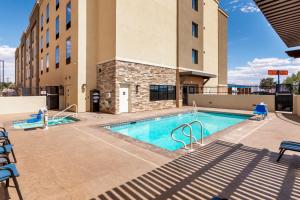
[108,112,250,151]
[13,117,77,129]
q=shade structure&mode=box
[255,0,300,48]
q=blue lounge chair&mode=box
[0,164,23,200]
[26,113,43,123]
[0,127,11,144]
[0,144,16,163]
[253,104,268,120]
[277,141,300,162]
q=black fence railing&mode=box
[187,84,300,95]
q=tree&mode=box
[284,72,300,85]
[259,78,276,89]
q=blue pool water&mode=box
[108,112,250,151]
[13,117,77,129]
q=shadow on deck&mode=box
[93,140,300,200]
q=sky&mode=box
[0,0,299,84]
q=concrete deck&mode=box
[1,107,300,199]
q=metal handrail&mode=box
[171,124,193,150]
[52,104,78,120]
[193,101,197,112]
[182,125,198,145]
[189,120,205,145]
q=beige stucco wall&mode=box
[39,0,79,110]
[178,0,204,71]
[84,0,116,112]
[115,0,177,68]
[218,9,228,86]
[189,94,275,112]
[293,95,300,116]
[0,97,46,115]
[203,0,219,86]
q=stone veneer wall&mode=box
[97,60,177,114]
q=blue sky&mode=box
[0,0,299,84]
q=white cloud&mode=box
[240,3,260,13]
[228,57,300,85]
[0,45,16,82]
[229,0,240,4]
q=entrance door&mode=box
[182,85,197,106]
[119,86,129,113]
[275,84,293,112]
[46,86,59,110]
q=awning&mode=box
[286,49,300,58]
[180,71,217,79]
[255,0,300,48]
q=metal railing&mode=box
[52,104,78,120]
[171,124,193,150]
[170,120,205,151]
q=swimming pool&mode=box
[108,112,250,151]
[13,117,78,129]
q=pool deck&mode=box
[1,107,300,199]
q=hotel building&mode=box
[15,0,228,113]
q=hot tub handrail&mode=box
[171,124,193,150]
[52,104,78,120]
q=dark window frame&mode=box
[192,0,198,11]
[56,0,60,10]
[192,49,198,64]
[192,22,198,38]
[55,46,60,68]
[56,16,60,39]
[150,85,176,101]
[46,3,50,23]
[66,37,71,65]
[66,2,71,30]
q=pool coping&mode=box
[97,109,255,158]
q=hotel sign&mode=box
[268,70,288,76]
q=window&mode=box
[56,16,60,39]
[150,85,176,101]
[192,22,198,38]
[192,0,198,11]
[46,53,49,72]
[56,0,60,10]
[41,15,44,31]
[40,58,44,74]
[46,29,49,48]
[40,36,44,52]
[192,49,198,64]
[46,3,50,23]
[55,46,60,68]
[66,38,71,64]
[66,2,71,30]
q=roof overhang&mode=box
[286,49,300,58]
[180,71,217,79]
[255,0,300,48]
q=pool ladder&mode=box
[171,120,205,151]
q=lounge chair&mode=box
[0,127,11,144]
[0,144,16,163]
[277,141,300,162]
[253,104,268,120]
[0,163,23,200]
